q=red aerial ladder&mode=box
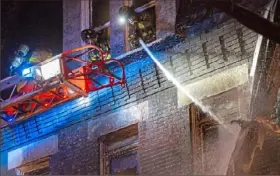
[0,45,126,127]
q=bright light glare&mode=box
[77,96,90,106]
[7,116,14,122]
[40,58,61,80]
[68,88,74,94]
[35,68,42,77]
[22,68,31,76]
[119,16,126,24]
[139,39,225,125]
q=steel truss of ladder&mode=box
[0,45,126,127]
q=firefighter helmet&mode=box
[81,29,98,43]
[119,6,135,18]
[16,44,30,57]
[10,44,30,69]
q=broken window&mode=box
[15,156,50,175]
[99,124,139,175]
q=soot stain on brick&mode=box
[154,63,161,88]
[139,69,146,93]
[34,116,41,134]
[169,56,175,74]
[96,90,102,110]
[236,28,245,56]
[185,49,193,75]
[219,35,228,62]
[202,42,210,68]
[125,82,131,99]
[23,123,30,138]
[111,87,116,104]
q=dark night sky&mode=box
[1,0,63,79]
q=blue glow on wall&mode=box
[0,37,174,152]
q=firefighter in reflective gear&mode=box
[81,28,119,80]
[119,6,156,49]
[17,48,53,94]
[81,28,110,61]
[29,48,53,64]
[10,44,30,76]
[9,44,32,94]
[10,46,53,112]
[10,45,52,77]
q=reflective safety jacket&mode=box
[29,49,53,64]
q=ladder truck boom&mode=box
[0,45,126,128]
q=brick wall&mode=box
[227,89,280,175]
[227,124,280,175]
[155,0,177,38]
[109,0,126,57]
[0,14,258,176]
[201,86,245,174]
[63,0,90,51]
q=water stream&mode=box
[139,39,235,132]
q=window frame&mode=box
[15,156,50,175]
[189,104,219,175]
[99,124,139,176]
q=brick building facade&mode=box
[1,0,277,175]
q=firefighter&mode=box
[81,28,111,61]
[8,46,52,112]
[118,6,156,49]
[28,48,53,64]
[10,45,52,77]
[9,44,30,76]
[16,47,53,94]
[80,28,121,81]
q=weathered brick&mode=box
[0,6,260,176]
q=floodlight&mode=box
[40,58,61,80]
[119,16,126,24]
[22,68,31,76]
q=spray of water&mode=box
[139,39,225,125]
[139,40,243,173]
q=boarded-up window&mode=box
[99,124,139,175]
